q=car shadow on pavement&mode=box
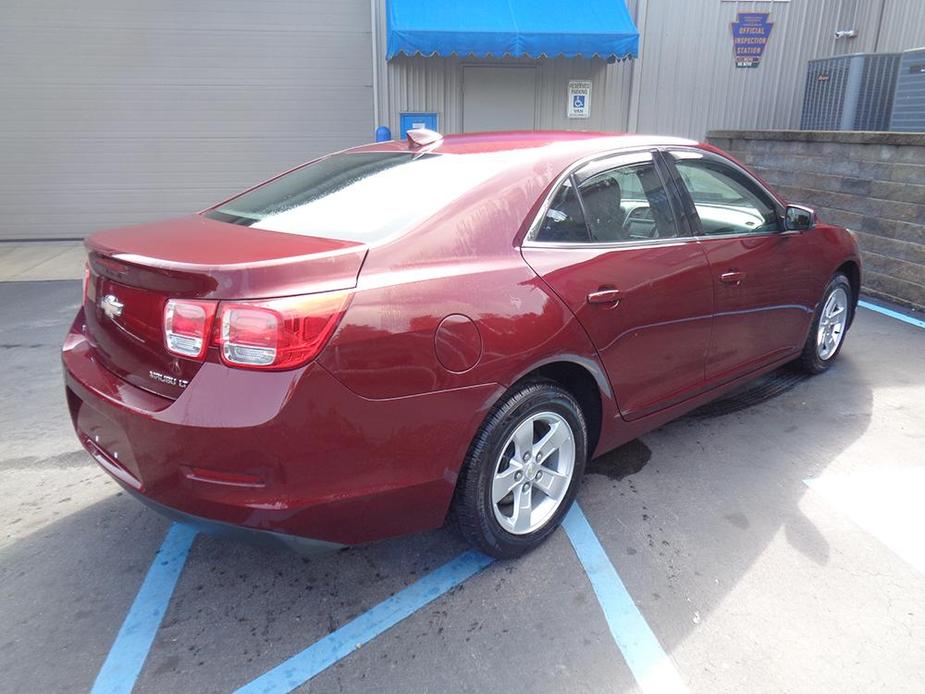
[576,339,925,692]
[0,483,474,693]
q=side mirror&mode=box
[784,205,816,231]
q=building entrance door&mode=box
[462,66,537,133]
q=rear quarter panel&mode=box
[318,156,610,401]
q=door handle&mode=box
[587,288,622,305]
[720,271,745,285]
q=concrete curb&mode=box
[0,241,85,281]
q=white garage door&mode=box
[0,1,373,240]
[462,66,537,133]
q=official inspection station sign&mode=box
[731,12,773,68]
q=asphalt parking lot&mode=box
[2,279,924,694]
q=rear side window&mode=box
[578,162,680,242]
[206,152,512,243]
[533,154,680,244]
[536,179,590,243]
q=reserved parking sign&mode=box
[567,80,592,119]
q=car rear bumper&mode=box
[62,312,501,546]
[122,485,345,554]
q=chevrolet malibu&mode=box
[63,130,861,559]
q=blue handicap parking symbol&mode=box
[573,95,586,109]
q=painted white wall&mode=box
[0,0,374,240]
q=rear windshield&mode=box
[205,151,511,243]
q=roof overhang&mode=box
[385,0,639,61]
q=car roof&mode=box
[347,130,699,159]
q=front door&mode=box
[462,66,536,133]
[664,148,816,384]
[522,151,714,420]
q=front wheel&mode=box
[796,273,853,374]
[453,381,587,559]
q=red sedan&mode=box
[63,130,861,559]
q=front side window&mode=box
[533,156,680,243]
[671,153,780,236]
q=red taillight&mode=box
[164,299,216,360]
[82,264,90,304]
[217,291,350,370]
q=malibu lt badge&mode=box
[149,370,189,389]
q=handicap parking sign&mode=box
[567,80,591,119]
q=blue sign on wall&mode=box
[399,112,438,139]
[731,12,773,69]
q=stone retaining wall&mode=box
[706,130,925,311]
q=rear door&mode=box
[663,148,817,385]
[522,150,714,421]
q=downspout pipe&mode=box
[370,0,381,133]
[872,0,887,53]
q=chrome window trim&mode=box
[522,236,698,251]
[693,229,798,242]
[523,222,794,250]
[520,145,803,250]
[521,144,791,250]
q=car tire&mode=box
[453,380,587,559]
[796,273,853,375]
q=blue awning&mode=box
[386,0,639,61]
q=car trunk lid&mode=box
[83,215,366,399]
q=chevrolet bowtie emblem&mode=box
[99,294,124,320]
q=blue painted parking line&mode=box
[858,300,925,329]
[92,522,197,694]
[236,550,494,694]
[94,506,679,692]
[562,504,687,694]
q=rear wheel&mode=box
[796,273,852,374]
[453,381,587,559]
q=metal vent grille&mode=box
[890,47,925,132]
[801,53,901,131]
[856,54,901,130]
[802,57,849,130]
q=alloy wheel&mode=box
[491,411,575,535]
[816,286,848,360]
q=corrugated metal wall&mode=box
[634,0,809,136]
[381,55,634,134]
[376,0,925,141]
[875,0,925,52]
[372,0,634,134]
[626,0,924,139]
[0,0,374,240]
